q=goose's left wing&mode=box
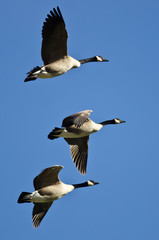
[41,7,68,64]
[33,165,63,190]
[62,110,92,128]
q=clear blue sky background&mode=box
[1,0,159,239]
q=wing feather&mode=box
[41,7,68,64]
[32,202,53,228]
[62,110,92,128]
[64,136,89,174]
[33,165,63,190]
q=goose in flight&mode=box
[24,7,108,82]
[48,110,125,175]
[18,165,99,228]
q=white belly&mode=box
[31,184,74,203]
[39,57,81,79]
[60,131,89,138]
[38,71,62,79]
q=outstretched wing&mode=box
[64,136,89,175]
[62,110,92,128]
[32,202,53,228]
[41,7,68,64]
[33,165,63,190]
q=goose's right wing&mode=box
[33,165,63,190]
[41,7,68,65]
[32,202,53,228]
[64,136,89,175]
[62,110,92,128]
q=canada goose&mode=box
[18,165,98,228]
[24,7,108,82]
[48,110,125,175]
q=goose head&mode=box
[87,180,99,186]
[114,118,126,124]
[95,56,109,62]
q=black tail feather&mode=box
[48,134,59,140]
[48,127,63,140]
[24,66,41,82]
[17,192,32,203]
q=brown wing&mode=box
[64,136,89,175]
[62,110,92,128]
[41,7,68,64]
[33,165,63,190]
[32,202,53,228]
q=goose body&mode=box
[28,182,74,203]
[32,56,81,79]
[18,165,98,228]
[54,110,103,138]
[25,7,108,82]
[55,119,103,139]
[48,110,125,175]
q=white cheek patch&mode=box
[114,119,121,124]
[96,56,103,62]
[87,180,94,186]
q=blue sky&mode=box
[1,0,159,239]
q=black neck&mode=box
[99,119,115,126]
[79,57,97,64]
[73,181,89,189]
